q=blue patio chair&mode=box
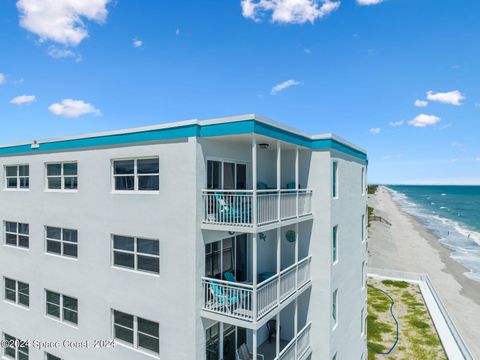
[257,182,268,190]
[214,192,250,223]
[209,280,239,314]
[224,271,237,283]
[236,343,264,360]
[286,182,296,190]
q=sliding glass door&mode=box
[205,235,247,281]
[207,160,247,190]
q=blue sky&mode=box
[0,0,479,184]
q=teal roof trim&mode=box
[0,119,367,160]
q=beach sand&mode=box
[368,186,480,358]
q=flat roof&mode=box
[0,114,367,160]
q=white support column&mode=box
[252,136,258,227]
[253,329,258,359]
[294,298,298,356]
[277,227,281,304]
[276,313,280,357]
[219,322,224,360]
[252,234,258,322]
[277,140,281,221]
[295,147,299,217]
[295,222,299,290]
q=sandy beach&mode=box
[368,186,480,359]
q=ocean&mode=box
[386,185,480,282]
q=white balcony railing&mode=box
[202,256,312,322]
[202,189,313,228]
[276,322,312,360]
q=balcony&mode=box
[275,322,312,360]
[202,256,311,324]
[201,189,313,232]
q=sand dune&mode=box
[368,186,480,358]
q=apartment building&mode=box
[0,114,368,360]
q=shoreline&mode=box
[368,186,480,358]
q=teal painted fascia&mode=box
[0,119,367,160]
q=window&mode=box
[207,160,247,190]
[361,167,366,195]
[332,225,338,264]
[361,308,365,336]
[3,333,28,360]
[45,353,62,360]
[361,214,366,242]
[46,290,78,325]
[361,261,366,290]
[46,227,78,258]
[113,310,159,354]
[113,158,159,191]
[4,278,29,307]
[46,162,78,190]
[5,221,29,248]
[332,161,338,198]
[113,235,159,274]
[332,289,338,327]
[5,165,29,190]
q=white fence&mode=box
[202,256,312,322]
[202,189,313,227]
[368,267,474,360]
[276,322,312,360]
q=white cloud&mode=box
[414,99,428,107]
[271,79,301,95]
[17,0,110,47]
[476,157,480,161]
[357,0,383,5]
[241,0,340,24]
[389,120,404,127]
[408,114,441,127]
[440,123,451,130]
[0,73,6,85]
[10,95,36,106]
[133,38,143,48]
[369,127,381,135]
[48,99,101,118]
[48,47,82,61]
[175,28,180,36]
[426,90,465,106]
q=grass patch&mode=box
[368,206,374,227]
[368,185,378,194]
[382,279,410,289]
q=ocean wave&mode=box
[385,186,480,281]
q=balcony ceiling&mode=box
[203,134,303,150]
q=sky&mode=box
[0,0,479,185]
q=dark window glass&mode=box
[18,236,29,248]
[48,177,62,189]
[47,240,62,254]
[46,354,62,360]
[115,325,134,344]
[114,310,134,328]
[138,176,159,191]
[114,160,135,175]
[6,233,17,246]
[137,159,159,174]
[137,256,159,273]
[114,252,135,269]
[6,222,17,233]
[138,317,159,337]
[138,333,159,353]
[63,243,78,257]
[18,223,29,235]
[7,178,17,188]
[18,165,29,177]
[137,239,159,255]
[19,177,29,188]
[47,227,62,240]
[47,164,62,176]
[63,163,77,176]
[236,164,247,190]
[113,236,134,251]
[18,282,29,306]
[4,334,16,358]
[207,161,221,189]
[6,166,17,177]
[5,278,16,302]
[223,162,235,190]
[115,176,135,191]
[63,229,77,243]
[64,177,78,189]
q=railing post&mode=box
[276,313,280,358]
[252,136,258,227]
[277,227,281,305]
[253,329,258,360]
[295,222,299,291]
[253,234,258,322]
[294,298,298,357]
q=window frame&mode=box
[361,307,365,337]
[45,226,78,259]
[332,289,338,329]
[112,309,160,355]
[361,167,366,196]
[3,333,28,360]
[45,161,78,192]
[111,157,160,193]
[332,161,339,199]
[4,277,29,308]
[361,214,366,243]
[361,261,366,290]
[4,164,29,191]
[111,235,160,275]
[332,225,338,265]
[45,289,78,326]
[4,221,29,249]
[45,352,62,360]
